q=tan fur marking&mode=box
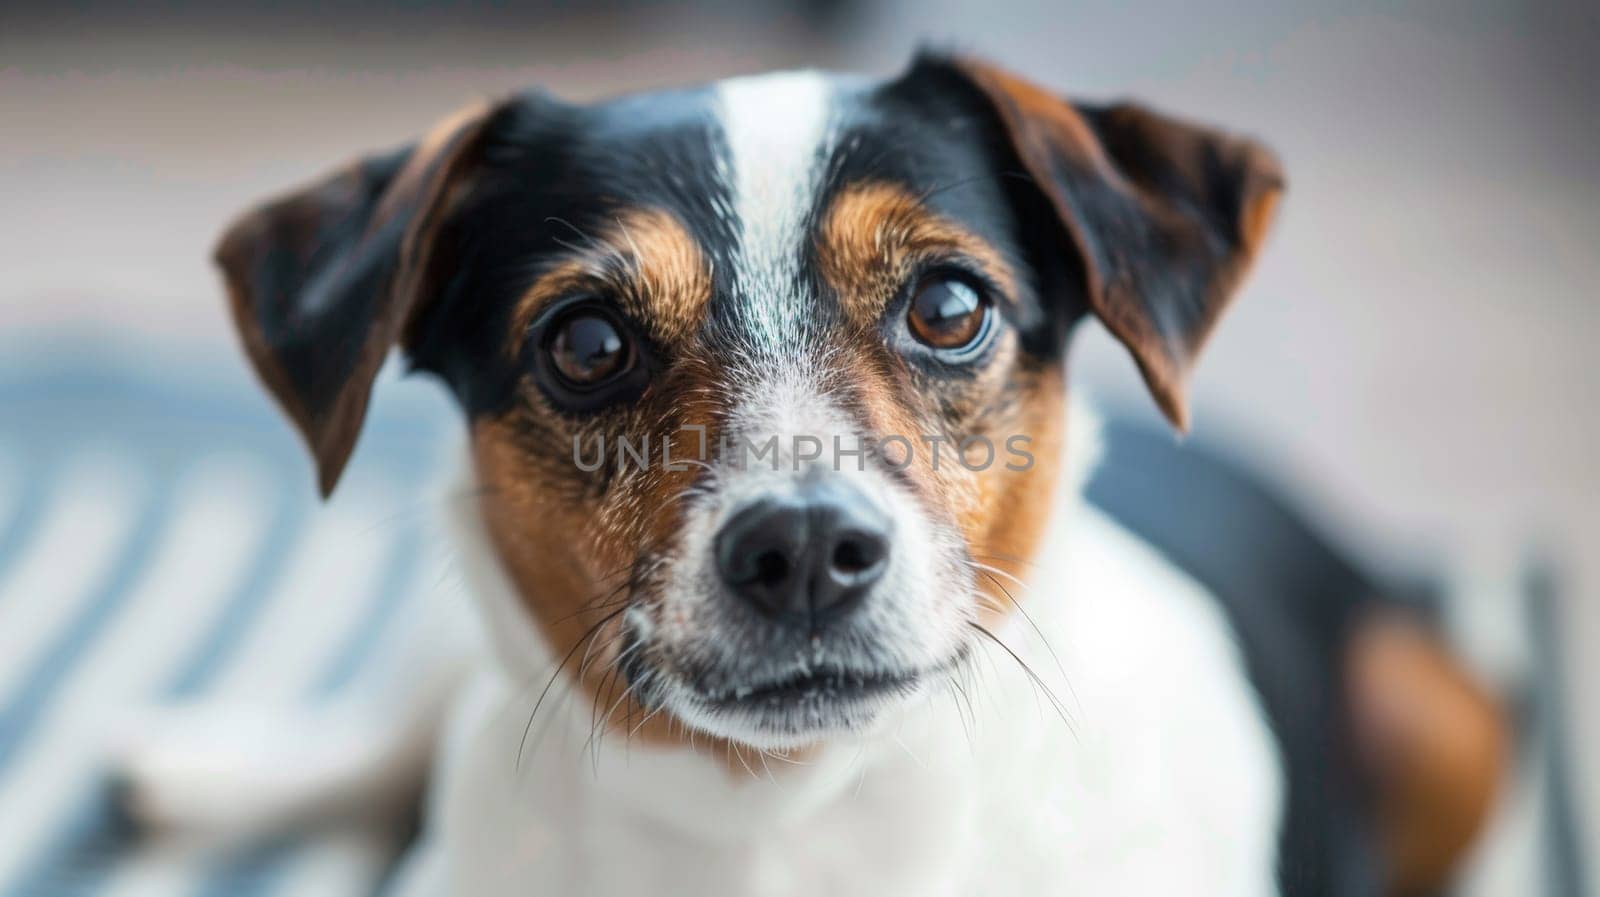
[816,182,1018,328]
[1347,614,1508,896]
[961,369,1065,620]
[838,330,1065,627]
[474,414,683,750]
[506,207,712,356]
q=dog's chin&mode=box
[640,653,966,752]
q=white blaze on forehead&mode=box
[714,71,838,350]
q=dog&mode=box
[118,54,1507,896]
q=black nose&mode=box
[714,480,890,625]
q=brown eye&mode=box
[907,276,991,352]
[548,311,631,387]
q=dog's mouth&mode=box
[626,644,970,747]
[694,664,925,711]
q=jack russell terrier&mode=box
[118,54,1506,896]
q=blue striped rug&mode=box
[0,343,454,897]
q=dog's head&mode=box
[216,55,1281,751]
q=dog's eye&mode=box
[548,311,630,387]
[906,275,991,353]
[531,302,648,412]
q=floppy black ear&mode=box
[215,102,495,496]
[932,56,1284,430]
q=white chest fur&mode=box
[399,454,1286,897]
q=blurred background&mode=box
[2,0,1596,893]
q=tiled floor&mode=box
[4,0,1596,865]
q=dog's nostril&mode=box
[753,548,791,586]
[832,541,867,573]
[830,535,883,576]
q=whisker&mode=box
[968,561,1029,592]
[587,661,637,773]
[545,215,602,250]
[915,173,993,204]
[966,621,1075,735]
[577,615,631,681]
[970,566,1081,720]
[969,549,1038,570]
[546,582,632,627]
[730,744,760,780]
[759,748,803,766]
[516,605,629,771]
[626,697,667,740]
[948,675,976,748]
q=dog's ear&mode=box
[936,56,1284,430]
[215,101,496,496]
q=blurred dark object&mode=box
[1086,415,1588,897]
